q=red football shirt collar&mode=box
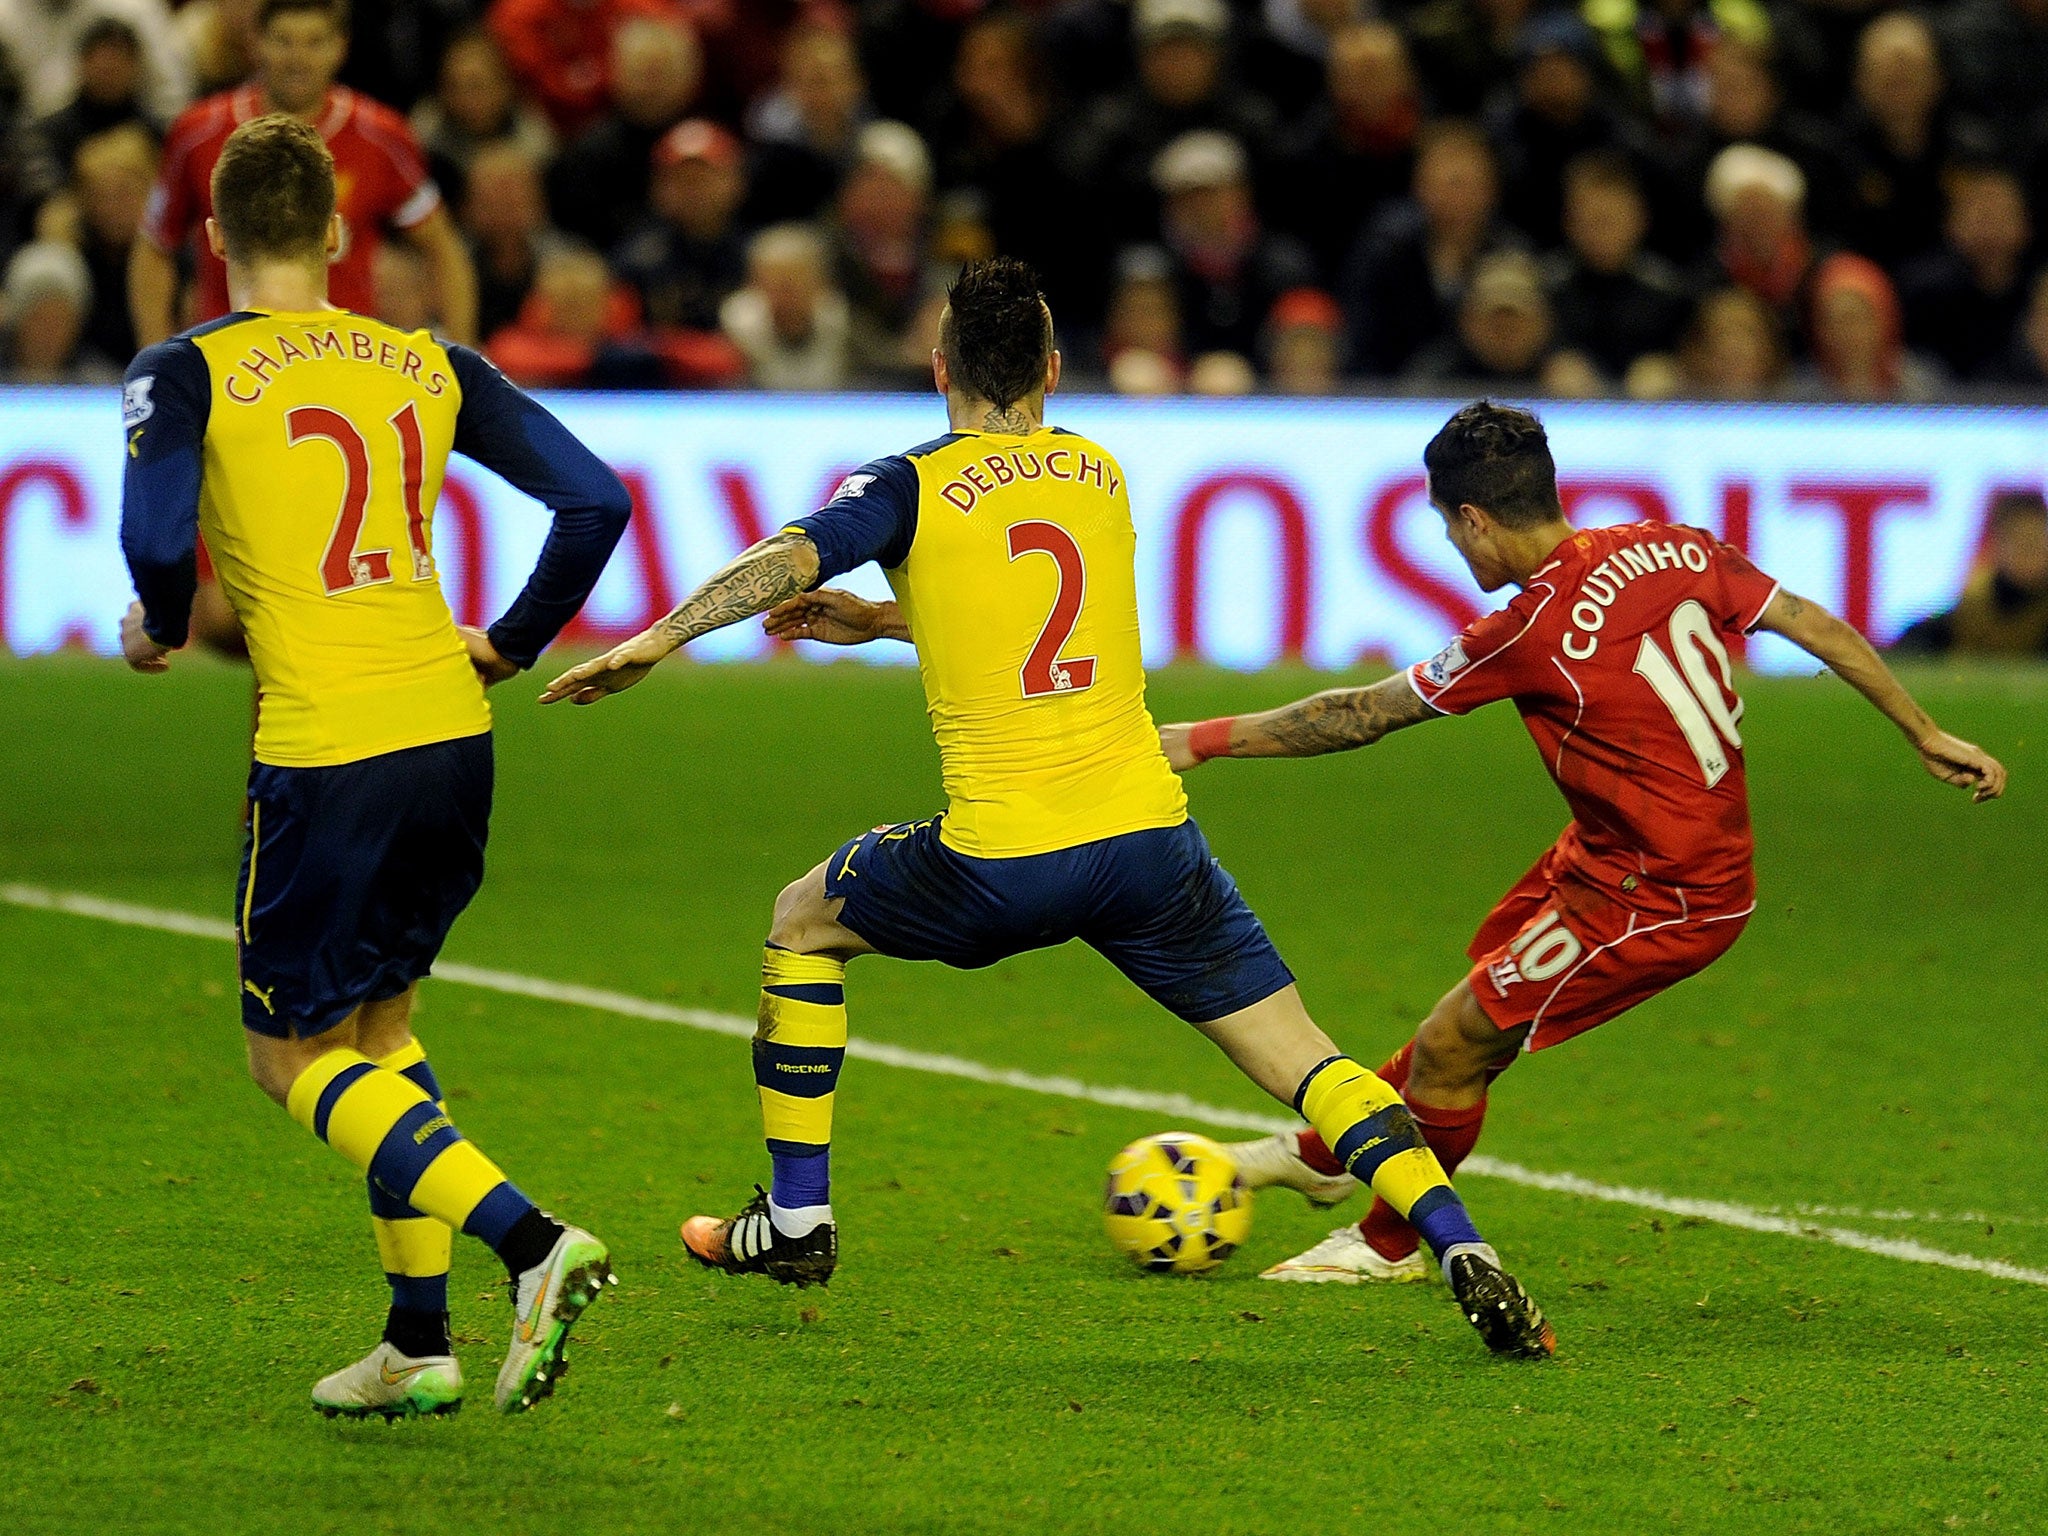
[230,85,354,139]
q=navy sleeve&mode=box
[447,344,634,669]
[786,456,920,584]
[119,339,211,648]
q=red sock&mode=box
[1291,1042,1493,1262]
[1358,1096,1487,1261]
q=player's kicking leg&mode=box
[679,858,873,1287]
[1187,985,1550,1357]
[1240,980,1518,1285]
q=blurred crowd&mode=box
[7,0,2048,401]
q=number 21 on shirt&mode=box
[286,401,435,595]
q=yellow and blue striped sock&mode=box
[754,946,847,1233]
[288,1049,557,1278]
[1295,1054,1484,1262]
[366,1041,453,1353]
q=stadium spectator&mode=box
[372,239,434,332]
[1150,129,1315,365]
[743,21,868,227]
[1039,0,1137,110]
[934,10,1096,323]
[829,118,943,383]
[1273,21,1421,283]
[1544,150,1689,383]
[547,15,701,251]
[0,0,190,124]
[176,0,258,96]
[1487,11,1655,250]
[1407,248,1578,389]
[1065,0,1281,254]
[682,0,849,124]
[1937,0,2048,153]
[1404,0,1530,117]
[1841,11,1955,270]
[2,237,114,380]
[488,0,685,137]
[1794,251,1941,400]
[20,16,156,207]
[1340,120,1520,379]
[1899,161,2035,381]
[487,241,668,386]
[612,116,744,332]
[337,0,475,114]
[1101,244,1186,392]
[411,28,556,205]
[1263,284,1344,393]
[1986,266,2048,384]
[720,220,851,388]
[855,0,982,138]
[53,119,153,362]
[1585,0,1773,132]
[1187,347,1257,394]
[1670,283,1787,397]
[1698,142,1818,345]
[1661,35,1853,259]
[462,140,563,339]
[1241,0,1367,120]
[1891,488,2048,655]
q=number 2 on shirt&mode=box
[287,402,434,595]
[1007,520,1097,697]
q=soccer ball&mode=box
[1102,1132,1252,1275]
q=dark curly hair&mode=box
[940,257,1053,410]
[1422,400,1563,529]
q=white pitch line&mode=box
[8,880,2047,1290]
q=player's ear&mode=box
[1044,349,1061,398]
[203,217,227,261]
[931,346,949,398]
[325,213,343,259]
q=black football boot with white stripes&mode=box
[680,1185,837,1288]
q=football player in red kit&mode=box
[1162,401,2008,1283]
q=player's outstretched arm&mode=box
[540,531,824,705]
[1161,673,1440,770]
[762,589,910,646]
[1755,589,2007,802]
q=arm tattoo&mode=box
[654,531,820,647]
[1243,675,1437,757]
[980,405,1034,433]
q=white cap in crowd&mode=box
[1705,143,1806,216]
[3,241,91,326]
[1152,130,1248,195]
[857,120,934,196]
[1135,0,1229,43]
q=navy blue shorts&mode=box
[236,732,492,1039]
[824,816,1294,1024]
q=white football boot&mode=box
[495,1223,616,1414]
[1223,1132,1359,1208]
[1259,1224,1429,1284]
[311,1341,462,1420]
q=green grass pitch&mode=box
[1,653,2043,1534]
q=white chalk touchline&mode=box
[8,880,2047,1290]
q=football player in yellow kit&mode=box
[119,115,630,1417]
[540,259,1553,1358]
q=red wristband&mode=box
[1188,717,1237,763]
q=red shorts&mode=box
[1465,843,1752,1052]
